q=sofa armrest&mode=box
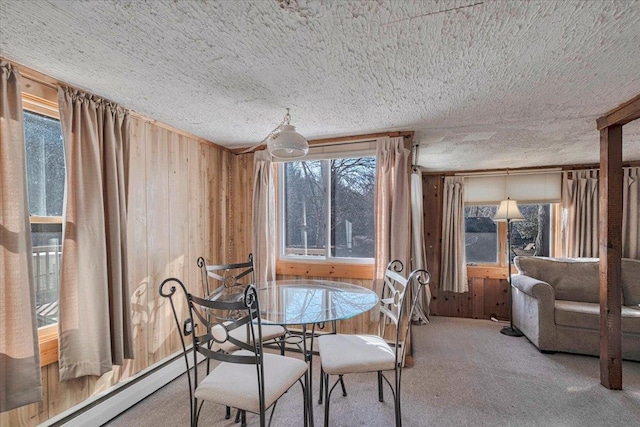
[511,274,554,302]
[511,274,556,351]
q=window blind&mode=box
[462,170,562,204]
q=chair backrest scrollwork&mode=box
[378,260,431,367]
[197,253,255,299]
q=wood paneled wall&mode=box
[1,117,243,426]
[422,174,511,321]
[3,144,511,425]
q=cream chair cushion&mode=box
[211,322,286,353]
[194,350,307,414]
[318,334,395,375]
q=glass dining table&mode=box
[215,279,379,426]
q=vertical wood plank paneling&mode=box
[168,131,190,354]
[188,140,204,296]
[201,143,213,264]
[126,117,149,376]
[209,147,225,263]
[484,278,509,320]
[471,277,485,318]
[226,152,238,262]
[423,174,443,316]
[146,126,172,364]
[46,364,89,417]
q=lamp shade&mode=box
[493,198,525,222]
[267,124,309,159]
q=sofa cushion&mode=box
[514,257,600,303]
[622,258,640,307]
[554,301,640,334]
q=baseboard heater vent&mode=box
[40,350,202,427]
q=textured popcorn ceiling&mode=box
[1,0,639,171]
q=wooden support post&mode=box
[598,124,623,390]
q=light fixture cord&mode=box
[239,108,291,154]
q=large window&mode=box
[465,203,554,265]
[279,156,376,261]
[24,109,65,327]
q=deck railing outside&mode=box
[33,244,61,327]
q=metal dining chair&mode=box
[317,260,430,427]
[197,255,287,355]
[159,279,309,427]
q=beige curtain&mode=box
[252,150,276,284]
[562,170,600,257]
[373,137,411,302]
[410,170,430,323]
[562,167,639,259]
[0,62,42,412]
[440,176,468,293]
[623,167,639,259]
[57,87,133,381]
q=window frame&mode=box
[276,154,376,268]
[22,82,63,367]
[464,202,561,280]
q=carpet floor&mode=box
[104,316,640,426]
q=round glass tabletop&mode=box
[257,279,379,325]
[213,279,379,325]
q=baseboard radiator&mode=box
[40,350,202,427]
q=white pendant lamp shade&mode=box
[493,198,525,222]
[267,124,308,159]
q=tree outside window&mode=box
[281,156,375,260]
[465,203,554,265]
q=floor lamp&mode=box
[494,198,525,337]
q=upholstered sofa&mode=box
[510,256,640,361]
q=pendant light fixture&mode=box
[266,108,308,159]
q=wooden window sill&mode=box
[38,324,58,367]
[276,260,374,279]
[467,265,507,279]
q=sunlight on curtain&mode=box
[373,137,411,317]
[252,150,276,284]
[0,62,42,411]
[57,87,133,381]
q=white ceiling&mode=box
[1,0,639,171]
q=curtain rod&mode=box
[310,139,377,148]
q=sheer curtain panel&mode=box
[252,150,276,284]
[410,170,430,323]
[0,62,42,412]
[57,87,133,381]
[440,176,468,293]
[373,137,411,302]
